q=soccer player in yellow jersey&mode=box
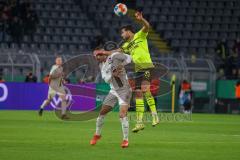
[120,11,159,132]
[103,11,159,132]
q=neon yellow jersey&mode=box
[121,29,154,72]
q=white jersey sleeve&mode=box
[111,52,132,69]
[99,52,131,90]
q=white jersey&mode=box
[99,52,132,90]
[49,65,63,88]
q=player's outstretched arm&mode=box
[135,11,150,33]
[103,48,122,56]
[93,48,124,57]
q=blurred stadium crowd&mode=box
[0,0,38,43]
[0,0,239,82]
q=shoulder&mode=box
[122,41,129,47]
[110,52,125,60]
[51,65,58,69]
[111,51,121,57]
[50,65,56,71]
[135,29,148,38]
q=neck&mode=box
[129,34,134,41]
[127,33,134,41]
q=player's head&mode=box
[55,56,63,65]
[93,46,107,62]
[120,25,135,40]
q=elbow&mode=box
[143,23,150,32]
[144,20,150,30]
[146,22,150,29]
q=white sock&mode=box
[96,115,105,135]
[40,100,49,109]
[120,117,129,141]
[61,100,67,115]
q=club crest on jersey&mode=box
[107,57,112,64]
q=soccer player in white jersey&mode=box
[38,56,69,119]
[90,47,132,148]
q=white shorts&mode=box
[48,86,66,99]
[103,88,132,107]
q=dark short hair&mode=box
[135,7,143,12]
[120,25,135,33]
[94,45,104,51]
[56,56,62,59]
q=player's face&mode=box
[96,55,107,62]
[121,29,131,40]
[56,57,62,65]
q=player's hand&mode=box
[93,49,104,56]
[93,50,111,56]
[135,11,143,21]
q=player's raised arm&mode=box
[98,48,122,56]
[135,11,150,33]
